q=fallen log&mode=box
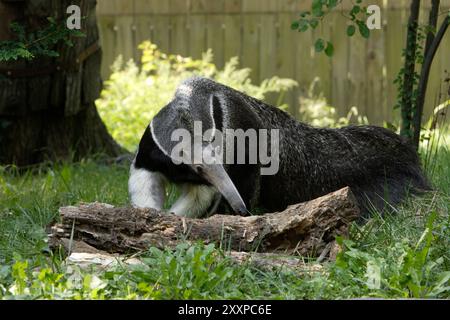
[49,187,359,259]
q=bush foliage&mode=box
[298,77,369,127]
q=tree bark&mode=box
[400,0,421,140]
[49,187,360,259]
[0,0,123,166]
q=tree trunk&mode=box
[400,0,421,140]
[0,0,123,166]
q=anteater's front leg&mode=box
[128,161,166,210]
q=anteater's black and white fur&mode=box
[129,77,431,219]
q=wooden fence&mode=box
[96,0,450,124]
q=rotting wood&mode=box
[50,187,360,260]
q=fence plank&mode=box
[188,14,207,59]
[98,16,118,78]
[115,17,135,65]
[199,0,224,13]
[365,0,386,124]
[224,14,242,62]
[311,22,332,107]
[330,13,350,118]
[278,0,309,12]
[150,15,171,53]
[242,0,268,13]
[259,14,278,81]
[384,7,406,123]
[206,14,225,68]
[134,0,169,14]
[224,0,242,13]
[277,13,297,113]
[134,16,153,53]
[259,14,279,106]
[294,26,314,120]
[242,14,261,82]
[347,21,367,117]
[96,0,119,15]
[169,0,189,15]
[170,14,189,56]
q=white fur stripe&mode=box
[129,162,166,209]
[209,94,217,139]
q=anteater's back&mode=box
[183,77,431,217]
[252,98,431,217]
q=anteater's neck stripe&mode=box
[209,94,217,140]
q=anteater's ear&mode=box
[209,94,223,132]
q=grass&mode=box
[0,140,449,299]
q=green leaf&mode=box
[328,0,338,9]
[0,19,86,62]
[358,21,370,38]
[347,25,356,37]
[16,48,34,60]
[309,19,319,29]
[291,21,299,30]
[351,5,361,15]
[325,41,334,57]
[314,38,325,52]
[298,19,309,32]
[312,0,324,17]
[429,272,450,296]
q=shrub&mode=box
[298,77,368,128]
